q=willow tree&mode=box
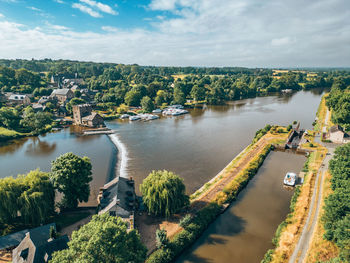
[50,214,147,263]
[51,152,92,209]
[140,170,189,217]
[0,177,22,223]
[0,169,55,225]
[18,170,55,224]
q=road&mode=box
[289,147,334,263]
[290,108,334,263]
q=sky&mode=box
[0,0,349,67]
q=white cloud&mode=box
[101,26,118,32]
[149,0,177,11]
[54,0,64,4]
[0,13,4,18]
[0,0,350,67]
[72,3,102,18]
[80,0,117,15]
[28,6,43,12]
[271,37,293,46]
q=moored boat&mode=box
[284,172,297,186]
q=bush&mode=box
[179,214,192,229]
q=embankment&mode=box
[146,137,278,263]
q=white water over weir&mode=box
[108,132,129,178]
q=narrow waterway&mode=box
[176,151,306,263]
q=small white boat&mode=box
[284,172,297,186]
[129,115,141,121]
[139,114,160,121]
[120,114,130,119]
[152,109,162,114]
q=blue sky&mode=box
[0,0,349,67]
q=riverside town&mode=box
[0,1,349,263]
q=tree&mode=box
[173,86,186,105]
[0,107,21,130]
[50,152,92,209]
[156,229,168,249]
[140,170,189,217]
[20,107,53,134]
[0,169,55,225]
[124,89,142,106]
[190,85,206,101]
[50,214,147,263]
[140,96,154,112]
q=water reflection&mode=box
[25,137,57,156]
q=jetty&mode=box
[82,128,115,136]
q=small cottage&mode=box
[8,94,31,106]
[10,223,68,263]
[328,125,349,143]
[50,89,74,104]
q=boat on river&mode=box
[129,115,141,121]
[284,172,297,186]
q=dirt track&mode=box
[190,136,277,211]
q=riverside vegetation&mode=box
[0,152,92,236]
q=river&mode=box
[0,89,323,206]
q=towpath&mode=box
[190,135,282,212]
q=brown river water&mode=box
[0,89,323,261]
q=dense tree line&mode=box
[323,143,350,262]
[0,106,53,134]
[1,59,349,113]
[0,66,44,94]
[326,76,350,131]
[0,153,92,232]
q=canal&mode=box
[175,150,306,263]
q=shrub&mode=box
[179,214,192,229]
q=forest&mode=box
[323,143,350,262]
[326,77,350,130]
[1,59,348,110]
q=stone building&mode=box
[50,89,74,104]
[72,104,104,128]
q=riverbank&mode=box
[145,127,290,263]
[0,127,26,142]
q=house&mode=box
[12,223,68,263]
[72,104,105,128]
[32,103,45,112]
[38,96,57,106]
[8,94,31,106]
[328,125,349,143]
[98,177,136,229]
[82,112,105,128]
[50,89,74,104]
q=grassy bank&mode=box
[0,127,26,142]
[146,144,273,263]
[305,171,339,262]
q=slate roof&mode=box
[12,223,69,263]
[9,94,28,100]
[51,89,71,96]
[99,177,135,218]
[0,224,55,250]
[0,229,29,250]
